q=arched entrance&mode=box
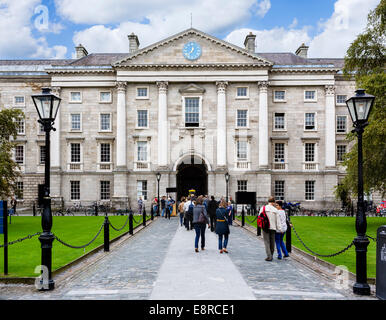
[176,155,208,200]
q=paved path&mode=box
[0,217,372,300]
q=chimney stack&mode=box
[244,32,256,53]
[295,43,309,59]
[128,33,140,53]
[75,44,88,59]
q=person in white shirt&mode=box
[259,196,279,261]
[274,200,290,259]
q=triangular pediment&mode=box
[114,28,273,68]
[178,83,206,94]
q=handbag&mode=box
[198,206,207,224]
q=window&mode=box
[274,181,285,201]
[137,180,148,200]
[236,110,248,127]
[100,113,111,131]
[16,181,23,200]
[185,97,200,127]
[237,141,248,160]
[274,143,285,163]
[137,141,148,162]
[336,115,347,133]
[70,91,81,103]
[137,110,148,128]
[100,181,110,200]
[236,87,248,98]
[305,181,315,200]
[100,143,111,163]
[71,114,81,131]
[15,145,24,164]
[70,181,80,200]
[304,90,317,101]
[237,180,248,192]
[336,95,347,105]
[274,113,285,130]
[136,87,148,99]
[304,113,316,130]
[38,122,45,135]
[337,145,347,162]
[16,118,25,134]
[304,143,315,162]
[39,146,46,164]
[14,96,25,105]
[274,90,286,102]
[100,92,111,103]
[70,143,81,163]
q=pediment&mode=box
[114,28,273,68]
[178,83,206,95]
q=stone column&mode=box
[258,81,269,169]
[157,81,168,167]
[216,81,228,168]
[50,86,61,198]
[325,85,336,169]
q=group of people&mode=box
[151,196,175,219]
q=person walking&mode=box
[178,197,186,227]
[11,196,17,215]
[166,197,173,219]
[274,200,289,259]
[226,201,233,226]
[207,196,218,232]
[161,196,166,218]
[259,196,279,261]
[192,196,210,252]
[137,197,143,215]
[215,199,230,253]
[184,196,194,230]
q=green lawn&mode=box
[238,216,386,278]
[1,215,149,277]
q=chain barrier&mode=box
[291,224,355,258]
[0,232,41,248]
[132,214,143,225]
[244,215,258,224]
[54,223,104,249]
[109,214,130,232]
[366,234,377,242]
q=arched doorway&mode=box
[176,156,208,200]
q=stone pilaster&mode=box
[216,81,228,168]
[325,85,336,169]
[50,86,62,198]
[157,81,169,168]
[258,81,269,169]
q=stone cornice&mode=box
[271,67,340,74]
[115,63,271,70]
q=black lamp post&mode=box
[156,172,161,217]
[345,88,375,296]
[31,88,61,291]
[225,172,230,203]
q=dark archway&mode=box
[176,159,208,200]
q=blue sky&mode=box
[0,0,379,59]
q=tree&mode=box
[0,108,25,199]
[338,0,386,199]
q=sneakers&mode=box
[284,255,289,258]
[265,257,273,261]
[223,249,228,253]
[195,248,199,253]
[219,250,223,254]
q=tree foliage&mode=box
[0,108,25,200]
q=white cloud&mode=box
[254,0,271,18]
[289,18,298,29]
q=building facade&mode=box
[0,28,358,209]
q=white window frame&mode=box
[70,180,80,201]
[273,90,286,103]
[14,96,25,107]
[100,181,111,200]
[304,112,317,131]
[16,181,24,200]
[99,113,112,132]
[236,109,249,128]
[14,144,25,165]
[136,141,149,162]
[182,96,203,128]
[67,142,83,171]
[99,91,112,103]
[305,180,315,201]
[273,112,286,131]
[336,94,347,106]
[304,90,317,102]
[16,118,25,135]
[69,91,82,103]
[70,113,82,132]
[272,142,288,170]
[136,109,149,129]
[235,86,249,99]
[237,180,248,192]
[274,180,285,201]
[336,115,348,134]
[39,145,46,165]
[303,141,319,171]
[37,122,45,135]
[136,86,149,100]
[137,180,148,201]
[336,144,347,163]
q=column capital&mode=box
[257,81,270,91]
[216,81,228,93]
[156,81,168,93]
[50,86,61,97]
[116,81,127,93]
[325,85,336,96]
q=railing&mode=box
[236,161,250,169]
[134,161,150,170]
[98,163,112,171]
[303,162,318,171]
[273,162,287,170]
[67,163,83,171]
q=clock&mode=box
[182,41,202,61]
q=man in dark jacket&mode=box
[207,196,218,232]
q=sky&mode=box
[0,0,380,60]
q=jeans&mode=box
[218,234,229,250]
[275,232,289,258]
[161,208,165,217]
[179,213,184,226]
[194,223,206,249]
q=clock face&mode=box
[182,41,202,61]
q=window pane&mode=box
[15,145,24,164]
[274,143,285,162]
[16,181,23,199]
[237,87,247,97]
[137,88,148,97]
[305,113,315,130]
[100,181,110,200]
[337,145,347,162]
[100,143,110,162]
[71,114,81,130]
[100,92,111,102]
[15,96,25,104]
[305,91,315,100]
[40,146,46,164]
[71,92,81,101]
[70,181,80,200]
[275,181,285,200]
[237,110,247,127]
[237,141,247,159]
[16,118,25,134]
[305,143,315,162]
[336,116,347,133]
[185,98,199,126]
[337,95,347,104]
[137,110,148,127]
[137,141,147,161]
[100,114,110,131]
[237,180,247,191]
[137,180,148,200]
[305,181,315,200]
[274,113,285,130]
[71,143,80,163]
[274,91,285,101]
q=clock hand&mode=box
[190,47,194,53]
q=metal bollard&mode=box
[286,208,291,253]
[95,203,98,216]
[241,206,245,227]
[143,207,146,227]
[103,215,109,252]
[129,212,134,235]
[151,205,154,220]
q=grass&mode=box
[238,216,386,278]
[0,215,149,278]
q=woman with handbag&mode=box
[192,196,210,252]
[215,199,230,254]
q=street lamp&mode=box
[345,88,375,296]
[156,172,161,217]
[31,88,61,291]
[225,172,230,203]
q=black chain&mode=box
[366,234,377,242]
[109,214,130,232]
[292,224,355,258]
[132,214,143,225]
[0,232,41,248]
[54,223,104,249]
[244,215,258,223]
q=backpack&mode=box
[188,202,194,216]
[257,206,270,231]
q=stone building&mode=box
[0,28,358,209]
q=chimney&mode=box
[295,43,309,59]
[128,33,140,53]
[75,44,88,59]
[244,32,256,53]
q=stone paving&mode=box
[0,217,377,300]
